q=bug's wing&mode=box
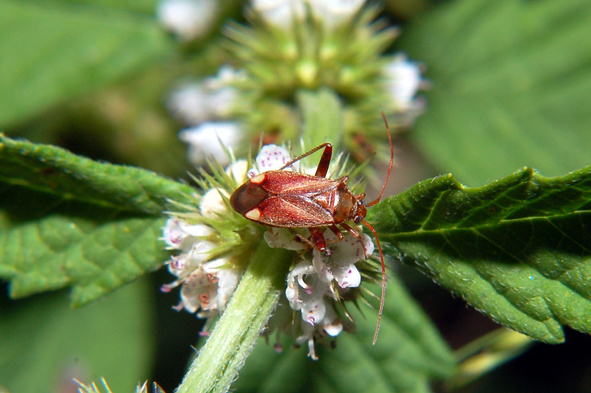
[257,195,334,227]
[263,171,339,195]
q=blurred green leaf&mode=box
[368,166,591,343]
[400,0,591,186]
[0,136,196,305]
[233,274,456,393]
[64,0,159,15]
[297,88,344,150]
[0,278,153,393]
[0,0,174,127]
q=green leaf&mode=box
[0,136,196,305]
[64,0,159,15]
[399,0,591,186]
[0,0,174,127]
[0,278,153,393]
[233,274,456,393]
[297,88,344,150]
[368,166,591,343]
[0,135,195,214]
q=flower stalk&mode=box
[176,243,292,393]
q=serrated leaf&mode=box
[0,136,196,305]
[0,279,153,393]
[0,0,173,127]
[232,273,456,393]
[0,135,196,214]
[399,0,591,186]
[367,166,591,343]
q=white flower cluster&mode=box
[157,0,218,41]
[268,227,374,359]
[168,66,246,167]
[252,0,366,31]
[161,189,240,335]
[383,53,427,125]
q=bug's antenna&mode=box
[362,219,386,345]
[366,112,394,207]
[364,112,394,344]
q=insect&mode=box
[230,113,394,344]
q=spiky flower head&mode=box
[162,143,382,357]
[162,0,426,171]
[225,1,403,140]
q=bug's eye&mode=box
[354,215,363,224]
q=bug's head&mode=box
[230,181,269,216]
[352,194,367,223]
[353,204,367,224]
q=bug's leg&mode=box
[313,143,332,178]
[291,230,316,251]
[279,143,333,178]
[340,222,361,239]
[326,225,344,245]
[308,227,330,254]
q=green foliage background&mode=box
[1,0,591,392]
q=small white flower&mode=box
[167,66,243,126]
[317,230,374,288]
[162,218,213,250]
[199,188,230,218]
[309,0,366,30]
[251,0,306,30]
[180,265,217,313]
[264,228,307,251]
[226,159,249,185]
[251,0,365,31]
[295,302,343,360]
[168,82,239,127]
[179,121,242,167]
[204,64,247,91]
[286,261,332,325]
[169,240,216,278]
[247,144,295,178]
[383,53,424,112]
[215,267,240,308]
[167,83,210,125]
[157,0,218,41]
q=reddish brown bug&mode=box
[230,114,394,344]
